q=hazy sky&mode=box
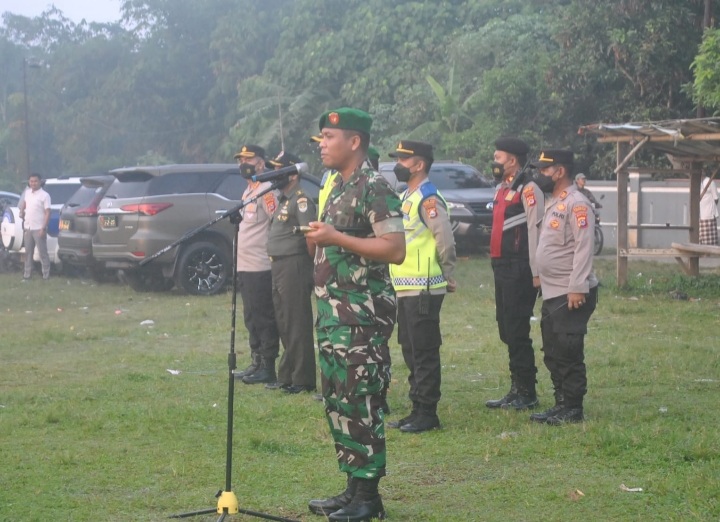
[2,0,122,23]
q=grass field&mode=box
[1,256,719,521]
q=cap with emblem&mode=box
[388,140,434,162]
[531,149,574,168]
[269,151,302,168]
[494,137,529,157]
[309,134,322,143]
[318,107,372,135]
[234,144,266,160]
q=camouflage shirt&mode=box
[314,164,404,327]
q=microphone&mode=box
[251,162,309,183]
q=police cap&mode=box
[388,140,434,162]
[268,151,302,168]
[234,144,266,160]
[531,149,574,168]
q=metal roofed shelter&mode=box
[579,118,720,286]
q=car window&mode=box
[429,166,492,190]
[146,171,226,196]
[213,174,245,200]
[65,185,102,207]
[106,172,152,198]
[44,183,82,205]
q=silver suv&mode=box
[93,164,319,295]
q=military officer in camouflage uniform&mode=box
[530,149,598,425]
[305,108,405,521]
[265,151,318,394]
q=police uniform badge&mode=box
[422,198,438,219]
[573,205,588,228]
[298,197,308,213]
[550,219,560,229]
[523,186,536,207]
[401,200,413,220]
[263,193,276,214]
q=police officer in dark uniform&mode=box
[531,149,598,425]
[265,151,318,394]
[486,137,545,410]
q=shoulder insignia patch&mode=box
[559,190,568,200]
[263,192,276,214]
[297,197,308,213]
[575,211,588,228]
[523,186,536,207]
[572,205,588,214]
[422,198,438,219]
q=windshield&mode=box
[428,165,492,190]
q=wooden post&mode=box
[617,143,629,287]
[688,161,702,276]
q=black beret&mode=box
[268,151,302,168]
[388,140,434,161]
[530,149,574,168]
[494,137,529,157]
[233,144,266,160]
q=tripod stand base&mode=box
[216,490,239,514]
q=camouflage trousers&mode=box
[317,325,387,479]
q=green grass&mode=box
[1,257,719,521]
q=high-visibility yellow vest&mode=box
[390,183,447,291]
[318,170,339,218]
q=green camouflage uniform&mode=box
[314,163,403,479]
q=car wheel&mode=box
[123,269,174,292]
[175,241,229,296]
[1,207,23,251]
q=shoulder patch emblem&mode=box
[263,192,276,214]
[575,211,588,228]
[523,186,536,207]
[297,197,308,213]
[573,205,588,214]
[422,198,438,219]
[559,190,568,200]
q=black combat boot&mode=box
[234,353,261,379]
[328,477,385,521]
[308,475,356,516]
[546,407,584,426]
[530,394,564,423]
[399,404,440,433]
[242,357,276,384]
[504,379,539,410]
[485,378,518,409]
[386,402,418,429]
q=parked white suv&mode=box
[1,177,83,268]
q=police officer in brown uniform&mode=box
[531,149,598,425]
[265,151,318,394]
[233,144,281,384]
[486,137,545,410]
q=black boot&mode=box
[530,395,564,423]
[242,357,276,384]
[387,402,418,429]
[308,475,356,516]
[328,477,385,521]
[485,378,518,409]
[546,407,584,425]
[504,379,538,410]
[399,404,440,433]
[234,353,260,378]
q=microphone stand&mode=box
[142,179,299,522]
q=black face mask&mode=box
[239,163,256,179]
[491,161,504,182]
[393,163,412,183]
[533,171,555,193]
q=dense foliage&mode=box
[0,0,713,191]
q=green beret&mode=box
[318,107,372,135]
[530,148,574,168]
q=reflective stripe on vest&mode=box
[390,183,447,291]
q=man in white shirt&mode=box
[700,174,719,245]
[18,173,51,280]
